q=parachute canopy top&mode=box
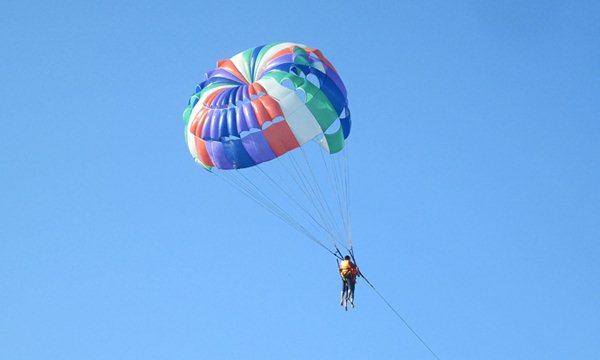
[183,42,351,170]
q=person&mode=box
[339,255,359,310]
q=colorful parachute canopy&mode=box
[183,42,351,170]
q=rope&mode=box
[349,247,441,360]
[359,272,442,360]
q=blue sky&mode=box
[1,1,599,359]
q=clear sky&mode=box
[1,1,599,359]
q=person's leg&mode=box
[344,280,349,311]
[349,279,356,307]
[341,278,348,306]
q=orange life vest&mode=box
[339,259,353,278]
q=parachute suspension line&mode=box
[254,166,340,244]
[277,146,349,255]
[339,145,351,246]
[291,153,337,243]
[215,171,298,231]
[301,148,336,238]
[319,147,351,250]
[233,169,312,234]
[337,149,351,247]
[274,151,324,225]
[215,170,304,238]
[288,153,335,244]
[283,150,343,250]
[297,146,349,251]
[212,171,340,258]
[274,153,336,244]
[318,149,343,235]
[342,146,353,249]
[319,154,346,250]
[358,273,442,360]
[334,144,352,250]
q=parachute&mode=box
[183,42,353,256]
